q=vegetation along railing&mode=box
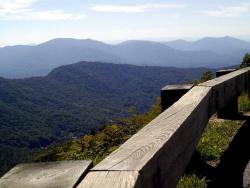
[1,67,250,188]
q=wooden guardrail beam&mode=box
[78,67,250,188]
[79,86,211,188]
[216,69,236,77]
[0,160,92,188]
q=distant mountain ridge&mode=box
[164,36,250,57]
[0,36,249,78]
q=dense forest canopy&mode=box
[0,61,211,175]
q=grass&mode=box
[197,120,242,161]
[238,92,250,113]
[177,174,207,188]
[177,93,249,187]
[177,119,243,188]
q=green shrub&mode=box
[240,53,250,68]
[197,120,241,161]
[177,174,207,188]
[238,93,250,113]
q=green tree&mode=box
[189,70,213,85]
[240,53,250,68]
[201,71,213,82]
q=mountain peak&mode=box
[197,36,244,42]
[118,40,150,46]
[117,40,170,48]
[1,36,250,78]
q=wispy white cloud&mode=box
[3,10,86,21]
[90,3,185,13]
[0,0,85,21]
[0,0,37,13]
[201,3,250,17]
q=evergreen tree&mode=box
[240,53,250,68]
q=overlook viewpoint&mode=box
[1,1,250,187]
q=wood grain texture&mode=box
[0,160,92,188]
[78,171,141,188]
[82,86,211,188]
[81,68,250,188]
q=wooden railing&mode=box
[1,67,250,188]
[78,67,250,188]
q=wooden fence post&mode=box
[216,69,238,118]
[216,69,236,77]
[161,84,194,112]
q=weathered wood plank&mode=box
[216,69,236,77]
[94,86,211,171]
[244,161,250,188]
[79,86,211,188]
[78,68,250,188]
[78,171,141,188]
[161,84,194,90]
[0,160,92,188]
[199,68,250,115]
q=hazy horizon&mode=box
[1,0,250,46]
[1,35,250,48]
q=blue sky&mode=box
[1,0,250,46]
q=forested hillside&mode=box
[35,68,250,188]
[35,97,162,165]
[0,61,211,175]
